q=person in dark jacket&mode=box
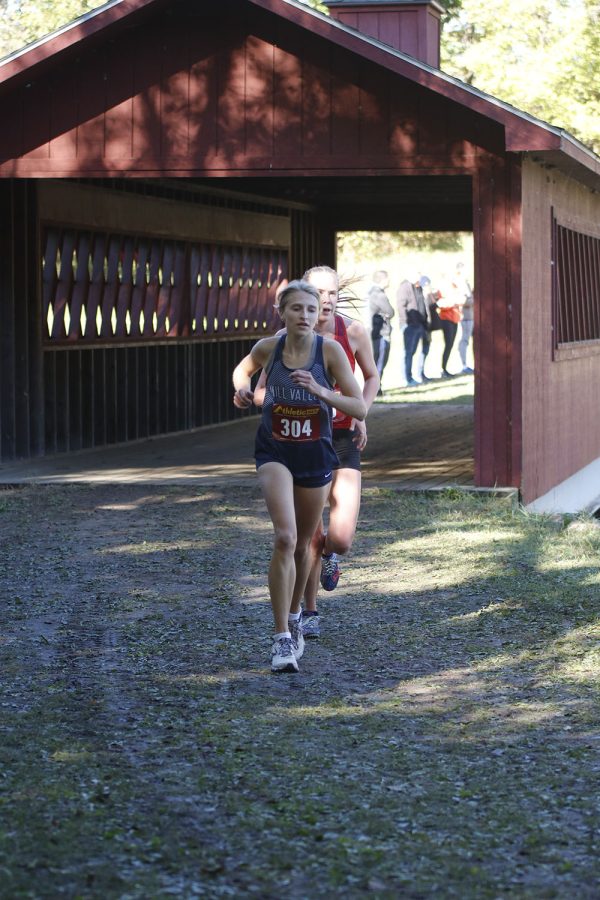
[396,275,431,387]
[367,270,395,394]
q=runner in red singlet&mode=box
[299,267,379,637]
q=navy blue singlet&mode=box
[255,334,339,483]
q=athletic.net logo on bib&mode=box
[272,404,321,442]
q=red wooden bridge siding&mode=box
[0,2,500,177]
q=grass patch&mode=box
[0,484,599,898]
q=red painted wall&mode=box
[0,3,500,177]
[521,158,600,503]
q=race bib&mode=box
[272,404,321,442]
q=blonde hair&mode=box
[277,279,321,314]
[302,265,339,287]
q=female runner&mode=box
[254,266,379,637]
[232,280,366,673]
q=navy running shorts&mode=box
[332,428,361,471]
[256,457,333,488]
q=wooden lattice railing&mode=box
[42,227,287,343]
[553,216,600,348]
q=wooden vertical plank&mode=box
[104,348,116,445]
[132,23,163,160]
[389,77,418,157]
[93,350,106,446]
[116,349,128,442]
[0,207,13,453]
[358,61,389,157]
[246,249,261,330]
[41,229,59,343]
[155,242,174,336]
[11,181,33,458]
[245,35,274,158]
[81,350,94,449]
[49,67,79,160]
[69,232,91,341]
[127,346,139,440]
[205,245,222,334]
[75,50,106,162]
[0,90,24,162]
[100,235,121,339]
[273,44,303,159]
[191,243,211,335]
[105,47,134,160]
[302,47,331,158]
[85,234,108,340]
[160,24,190,159]
[331,45,359,156]
[473,155,493,488]
[227,245,243,328]
[590,234,600,338]
[21,81,51,160]
[188,26,219,160]
[236,247,252,330]
[55,351,69,452]
[130,240,149,338]
[473,152,518,488]
[216,246,233,333]
[355,11,380,42]
[138,346,149,439]
[158,345,168,433]
[169,243,188,336]
[257,249,270,331]
[44,352,57,455]
[216,42,246,160]
[52,231,76,341]
[143,241,162,339]
[507,156,523,491]
[27,183,44,458]
[114,237,135,339]
[68,350,82,452]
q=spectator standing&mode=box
[397,274,430,387]
[436,277,463,378]
[367,270,395,395]
[455,262,475,374]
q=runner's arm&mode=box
[252,326,286,407]
[232,339,276,408]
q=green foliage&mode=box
[0,0,105,57]
[297,0,329,12]
[338,230,464,258]
[441,0,600,152]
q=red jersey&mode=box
[333,314,356,430]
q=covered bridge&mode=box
[1,0,599,510]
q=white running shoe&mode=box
[271,636,299,674]
[289,617,305,660]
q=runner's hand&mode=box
[289,369,323,398]
[351,418,367,451]
[233,389,254,409]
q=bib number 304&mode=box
[272,405,321,442]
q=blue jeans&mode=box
[459,319,474,367]
[404,324,430,381]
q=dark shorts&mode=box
[256,458,333,489]
[255,424,337,488]
[333,428,361,472]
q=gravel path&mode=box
[1,482,599,898]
